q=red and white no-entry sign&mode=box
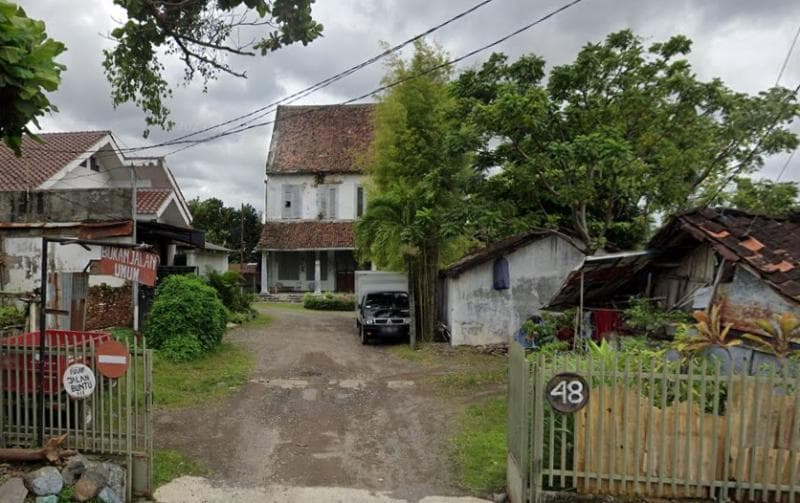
[95,340,130,379]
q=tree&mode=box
[724,177,799,215]
[453,30,800,251]
[188,197,263,262]
[103,0,323,134]
[356,40,472,343]
[0,1,65,155]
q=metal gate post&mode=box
[37,237,48,446]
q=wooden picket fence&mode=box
[508,342,800,502]
[0,332,153,499]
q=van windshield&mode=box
[364,292,409,310]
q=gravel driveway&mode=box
[154,305,485,502]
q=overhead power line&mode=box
[160,0,589,156]
[22,0,499,156]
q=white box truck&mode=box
[354,271,410,345]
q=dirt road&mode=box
[154,305,488,501]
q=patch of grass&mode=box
[259,302,307,311]
[451,396,507,495]
[154,341,255,408]
[154,449,207,488]
[388,343,439,366]
[107,326,135,344]
[238,311,273,328]
[430,367,507,397]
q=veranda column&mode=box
[260,251,269,295]
[314,250,322,294]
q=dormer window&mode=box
[80,156,99,171]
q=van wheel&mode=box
[360,326,369,345]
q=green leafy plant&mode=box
[742,312,800,361]
[0,1,66,155]
[0,305,25,328]
[674,304,741,355]
[303,292,355,311]
[623,297,688,337]
[144,275,227,357]
[159,335,205,363]
[205,270,253,314]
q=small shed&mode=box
[647,208,800,330]
[441,231,585,346]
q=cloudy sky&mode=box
[22,0,800,212]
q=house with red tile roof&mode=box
[0,133,226,319]
[258,104,373,294]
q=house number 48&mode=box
[545,373,589,413]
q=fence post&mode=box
[530,354,545,503]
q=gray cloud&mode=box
[23,0,800,211]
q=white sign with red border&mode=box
[63,364,96,399]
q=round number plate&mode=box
[545,372,589,413]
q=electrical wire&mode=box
[159,0,589,156]
[20,0,499,156]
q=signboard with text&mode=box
[99,246,159,286]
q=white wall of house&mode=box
[444,235,584,346]
[187,250,229,276]
[265,173,364,221]
[2,236,131,292]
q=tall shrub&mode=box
[205,270,252,313]
[144,275,227,353]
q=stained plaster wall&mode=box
[265,174,364,221]
[2,236,130,293]
[717,266,800,330]
[444,235,584,346]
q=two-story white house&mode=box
[258,104,374,294]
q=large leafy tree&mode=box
[356,40,473,343]
[188,197,263,262]
[104,0,323,134]
[724,177,799,215]
[454,30,800,251]
[0,1,65,155]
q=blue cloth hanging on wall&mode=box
[493,257,509,290]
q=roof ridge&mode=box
[37,130,112,136]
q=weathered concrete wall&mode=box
[718,266,800,331]
[445,235,585,346]
[265,174,363,220]
[187,250,229,276]
[1,236,128,293]
[0,189,132,223]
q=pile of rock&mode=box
[0,455,125,502]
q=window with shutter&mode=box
[328,187,337,219]
[281,185,292,219]
[317,186,328,218]
[356,186,364,217]
[291,185,301,219]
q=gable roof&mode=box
[0,131,110,190]
[266,104,374,175]
[258,221,355,250]
[649,207,800,302]
[136,188,173,215]
[444,230,582,278]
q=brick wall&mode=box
[86,284,132,330]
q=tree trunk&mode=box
[407,257,417,350]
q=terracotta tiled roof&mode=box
[266,104,374,174]
[0,131,110,190]
[649,208,800,302]
[136,189,172,214]
[258,221,355,250]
